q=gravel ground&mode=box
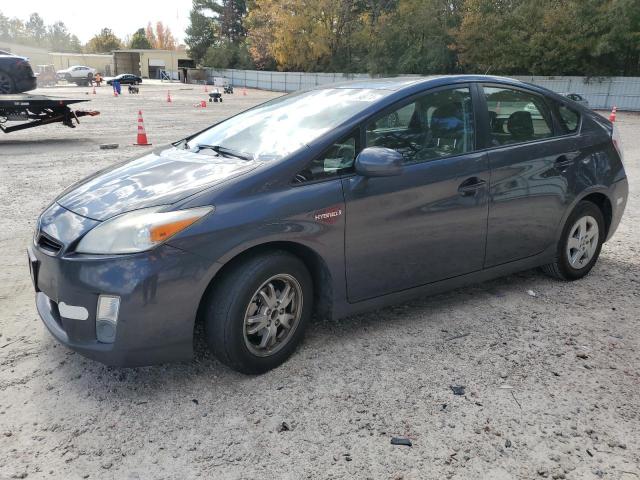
[0,84,638,480]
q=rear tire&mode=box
[541,201,605,280]
[204,251,313,374]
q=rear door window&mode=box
[483,86,554,146]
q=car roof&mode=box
[327,75,527,91]
[317,74,567,106]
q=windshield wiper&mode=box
[173,138,189,150]
[194,144,251,160]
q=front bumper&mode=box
[29,243,220,367]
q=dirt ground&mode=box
[0,83,638,480]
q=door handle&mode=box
[555,155,574,170]
[458,177,486,196]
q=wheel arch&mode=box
[194,240,334,339]
[555,188,613,244]
[581,192,612,238]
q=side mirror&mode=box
[355,147,403,177]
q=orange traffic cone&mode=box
[609,106,617,123]
[134,110,152,146]
[201,100,207,108]
[167,90,172,103]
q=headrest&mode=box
[507,111,534,138]
[430,104,464,138]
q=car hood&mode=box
[56,147,259,221]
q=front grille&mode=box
[37,232,63,254]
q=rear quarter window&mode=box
[557,104,580,134]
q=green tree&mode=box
[203,39,253,67]
[47,21,82,52]
[569,0,640,76]
[0,12,9,41]
[25,12,46,43]
[221,0,247,42]
[129,27,153,49]
[186,0,251,66]
[185,0,221,63]
[246,0,363,72]
[245,0,277,69]
[368,0,463,74]
[6,17,26,44]
[455,0,531,74]
[86,28,123,53]
[0,11,81,52]
[454,0,640,76]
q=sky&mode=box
[0,0,194,44]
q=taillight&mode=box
[14,59,30,71]
[612,124,625,166]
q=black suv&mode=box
[0,52,37,94]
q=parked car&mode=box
[106,74,142,86]
[0,52,37,94]
[561,92,589,108]
[29,75,628,374]
[56,65,96,86]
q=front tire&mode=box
[541,201,605,280]
[204,251,313,374]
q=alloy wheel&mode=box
[566,215,599,269]
[243,274,303,357]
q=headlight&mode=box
[75,206,214,254]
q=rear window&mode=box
[557,104,580,134]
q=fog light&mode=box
[96,295,120,344]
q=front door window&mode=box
[365,87,475,164]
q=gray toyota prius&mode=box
[29,75,628,373]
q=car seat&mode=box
[507,111,534,140]
[429,104,465,153]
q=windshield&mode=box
[187,88,388,161]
